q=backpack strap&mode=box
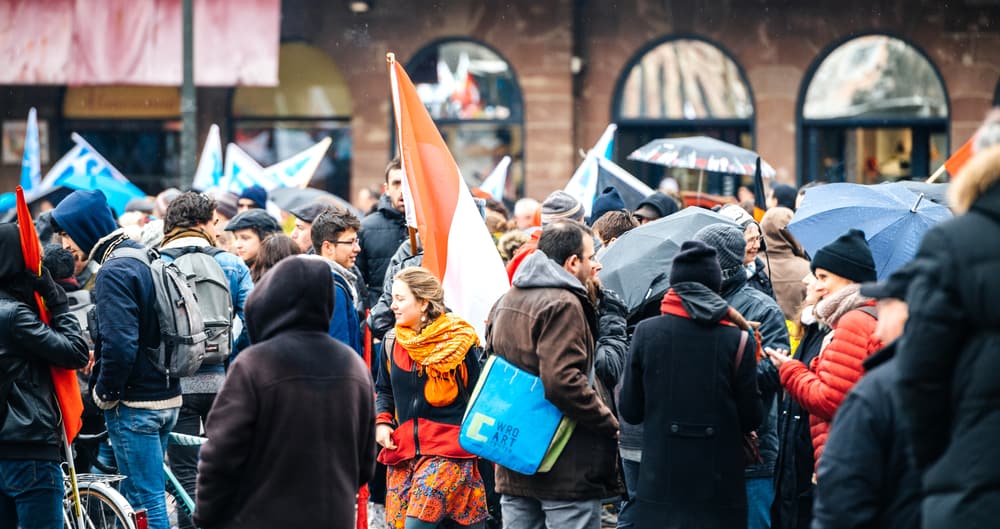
[106,246,153,265]
[856,305,878,320]
[733,330,749,379]
[158,245,225,259]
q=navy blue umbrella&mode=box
[788,182,952,279]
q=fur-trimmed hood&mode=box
[950,144,1000,214]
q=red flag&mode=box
[16,186,84,441]
[944,136,975,177]
[387,54,508,338]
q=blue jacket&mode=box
[92,235,181,402]
[329,268,363,356]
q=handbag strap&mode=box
[733,330,749,379]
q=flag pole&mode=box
[925,164,947,184]
[387,52,419,256]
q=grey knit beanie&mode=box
[541,191,584,225]
[694,223,747,272]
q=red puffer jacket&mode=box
[779,302,881,469]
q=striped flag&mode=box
[944,136,975,177]
[258,137,331,189]
[20,108,41,192]
[192,124,224,191]
[564,124,617,217]
[388,53,509,339]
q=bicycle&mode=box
[62,433,142,529]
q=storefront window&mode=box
[613,37,755,194]
[232,42,352,199]
[799,35,949,184]
[405,39,524,199]
[62,85,181,193]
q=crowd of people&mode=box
[2,110,1000,529]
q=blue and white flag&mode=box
[258,137,331,189]
[221,143,264,193]
[192,124,224,191]
[479,155,510,202]
[20,108,41,193]
[595,157,654,211]
[39,134,144,215]
[564,124,616,217]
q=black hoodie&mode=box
[195,256,376,529]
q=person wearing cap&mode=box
[716,204,775,299]
[224,209,283,268]
[357,157,409,311]
[765,229,883,473]
[619,240,763,529]
[632,191,679,225]
[694,223,789,529]
[810,264,920,529]
[51,190,181,529]
[894,136,1000,528]
[588,186,625,227]
[289,202,335,254]
[237,185,268,212]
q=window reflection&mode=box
[618,39,753,120]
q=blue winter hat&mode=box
[589,186,625,226]
[239,185,268,209]
[51,190,119,258]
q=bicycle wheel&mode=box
[164,474,196,529]
[76,481,136,529]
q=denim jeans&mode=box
[0,459,63,529]
[106,404,180,529]
[747,476,775,529]
[500,495,601,529]
[617,458,640,529]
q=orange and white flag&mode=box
[388,53,509,339]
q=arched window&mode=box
[612,36,755,195]
[404,38,525,199]
[62,85,181,193]
[231,42,353,199]
[797,34,949,184]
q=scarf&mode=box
[329,260,361,311]
[161,226,215,248]
[815,283,870,327]
[394,312,479,407]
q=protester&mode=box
[52,189,180,529]
[812,264,920,529]
[237,185,267,212]
[358,157,408,310]
[356,186,381,215]
[212,191,240,252]
[224,209,283,268]
[632,191,678,225]
[310,209,364,354]
[195,256,376,528]
[496,230,529,264]
[592,209,638,249]
[505,190,584,281]
[896,142,1000,528]
[694,222,788,529]
[588,187,625,227]
[716,204,774,298]
[767,184,798,211]
[512,198,540,231]
[250,233,301,283]
[489,221,619,529]
[620,240,763,529]
[766,229,882,473]
[771,273,828,529]
[368,237,424,340]
[375,267,487,529]
[794,182,825,211]
[288,202,334,254]
[760,207,811,322]
[0,223,89,529]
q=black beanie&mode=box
[589,186,625,226]
[810,229,877,283]
[670,240,723,293]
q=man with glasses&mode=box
[310,210,365,355]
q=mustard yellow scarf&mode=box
[394,313,479,407]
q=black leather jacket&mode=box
[0,292,90,461]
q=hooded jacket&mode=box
[194,256,375,529]
[490,250,620,501]
[779,285,880,469]
[720,265,788,478]
[0,223,90,461]
[620,283,763,529]
[358,194,408,309]
[897,145,1000,529]
[761,207,811,321]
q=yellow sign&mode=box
[64,86,180,119]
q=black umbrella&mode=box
[268,186,361,217]
[894,180,949,206]
[627,136,776,178]
[598,207,738,318]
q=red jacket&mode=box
[505,231,540,282]
[779,303,881,468]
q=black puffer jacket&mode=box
[357,195,407,309]
[897,148,1000,529]
[720,269,788,479]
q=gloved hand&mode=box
[30,267,69,314]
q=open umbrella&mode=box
[788,182,952,279]
[628,136,777,178]
[598,207,738,317]
[269,186,361,217]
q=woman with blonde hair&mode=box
[375,267,487,529]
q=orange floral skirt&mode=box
[385,456,488,528]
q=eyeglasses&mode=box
[332,238,360,247]
[578,253,598,264]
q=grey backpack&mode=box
[159,246,233,366]
[107,247,207,380]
